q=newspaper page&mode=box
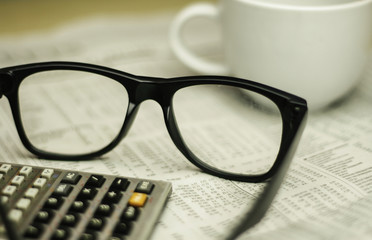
[0,14,372,240]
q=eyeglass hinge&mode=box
[0,72,13,98]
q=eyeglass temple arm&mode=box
[225,107,308,240]
[0,72,13,99]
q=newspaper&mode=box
[0,14,372,240]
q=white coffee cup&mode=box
[170,0,372,110]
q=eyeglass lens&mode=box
[173,85,282,175]
[18,70,283,176]
[18,70,129,155]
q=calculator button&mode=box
[110,178,129,191]
[25,188,39,199]
[85,175,105,188]
[2,185,17,196]
[128,193,147,207]
[121,206,138,221]
[70,200,89,213]
[19,166,33,176]
[16,198,31,210]
[52,227,70,240]
[41,169,54,179]
[61,212,79,227]
[78,187,97,200]
[44,196,64,209]
[87,217,105,230]
[110,235,123,240]
[54,183,73,196]
[24,223,43,238]
[33,178,47,188]
[114,221,132,235]
[79,231,96,240]
[95,203,113,216]
[35,209,54,223]
[103,191,122,204]
[8,209,22,223]
[1,196,8,204]
[61,172,81,184]
[0,164,11,173]
[135,181,154,194]
[11,175,25,186]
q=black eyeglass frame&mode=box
[0,61,307,183]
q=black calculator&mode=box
[0,162,172,240]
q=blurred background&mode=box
[0,0,215,35]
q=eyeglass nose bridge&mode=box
[133,80,171,105]
[123,80,192,166]
[116,80,173,142]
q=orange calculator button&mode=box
[128,192,147,207]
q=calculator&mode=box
[0,162,172,240]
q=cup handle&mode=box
[170,3,229,75]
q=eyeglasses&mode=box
[0,61,307,183]
[0,61,307,239]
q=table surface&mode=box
[0,0,215,35]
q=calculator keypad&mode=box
[0,162,172,240]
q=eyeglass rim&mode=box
[0,61,307,183]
